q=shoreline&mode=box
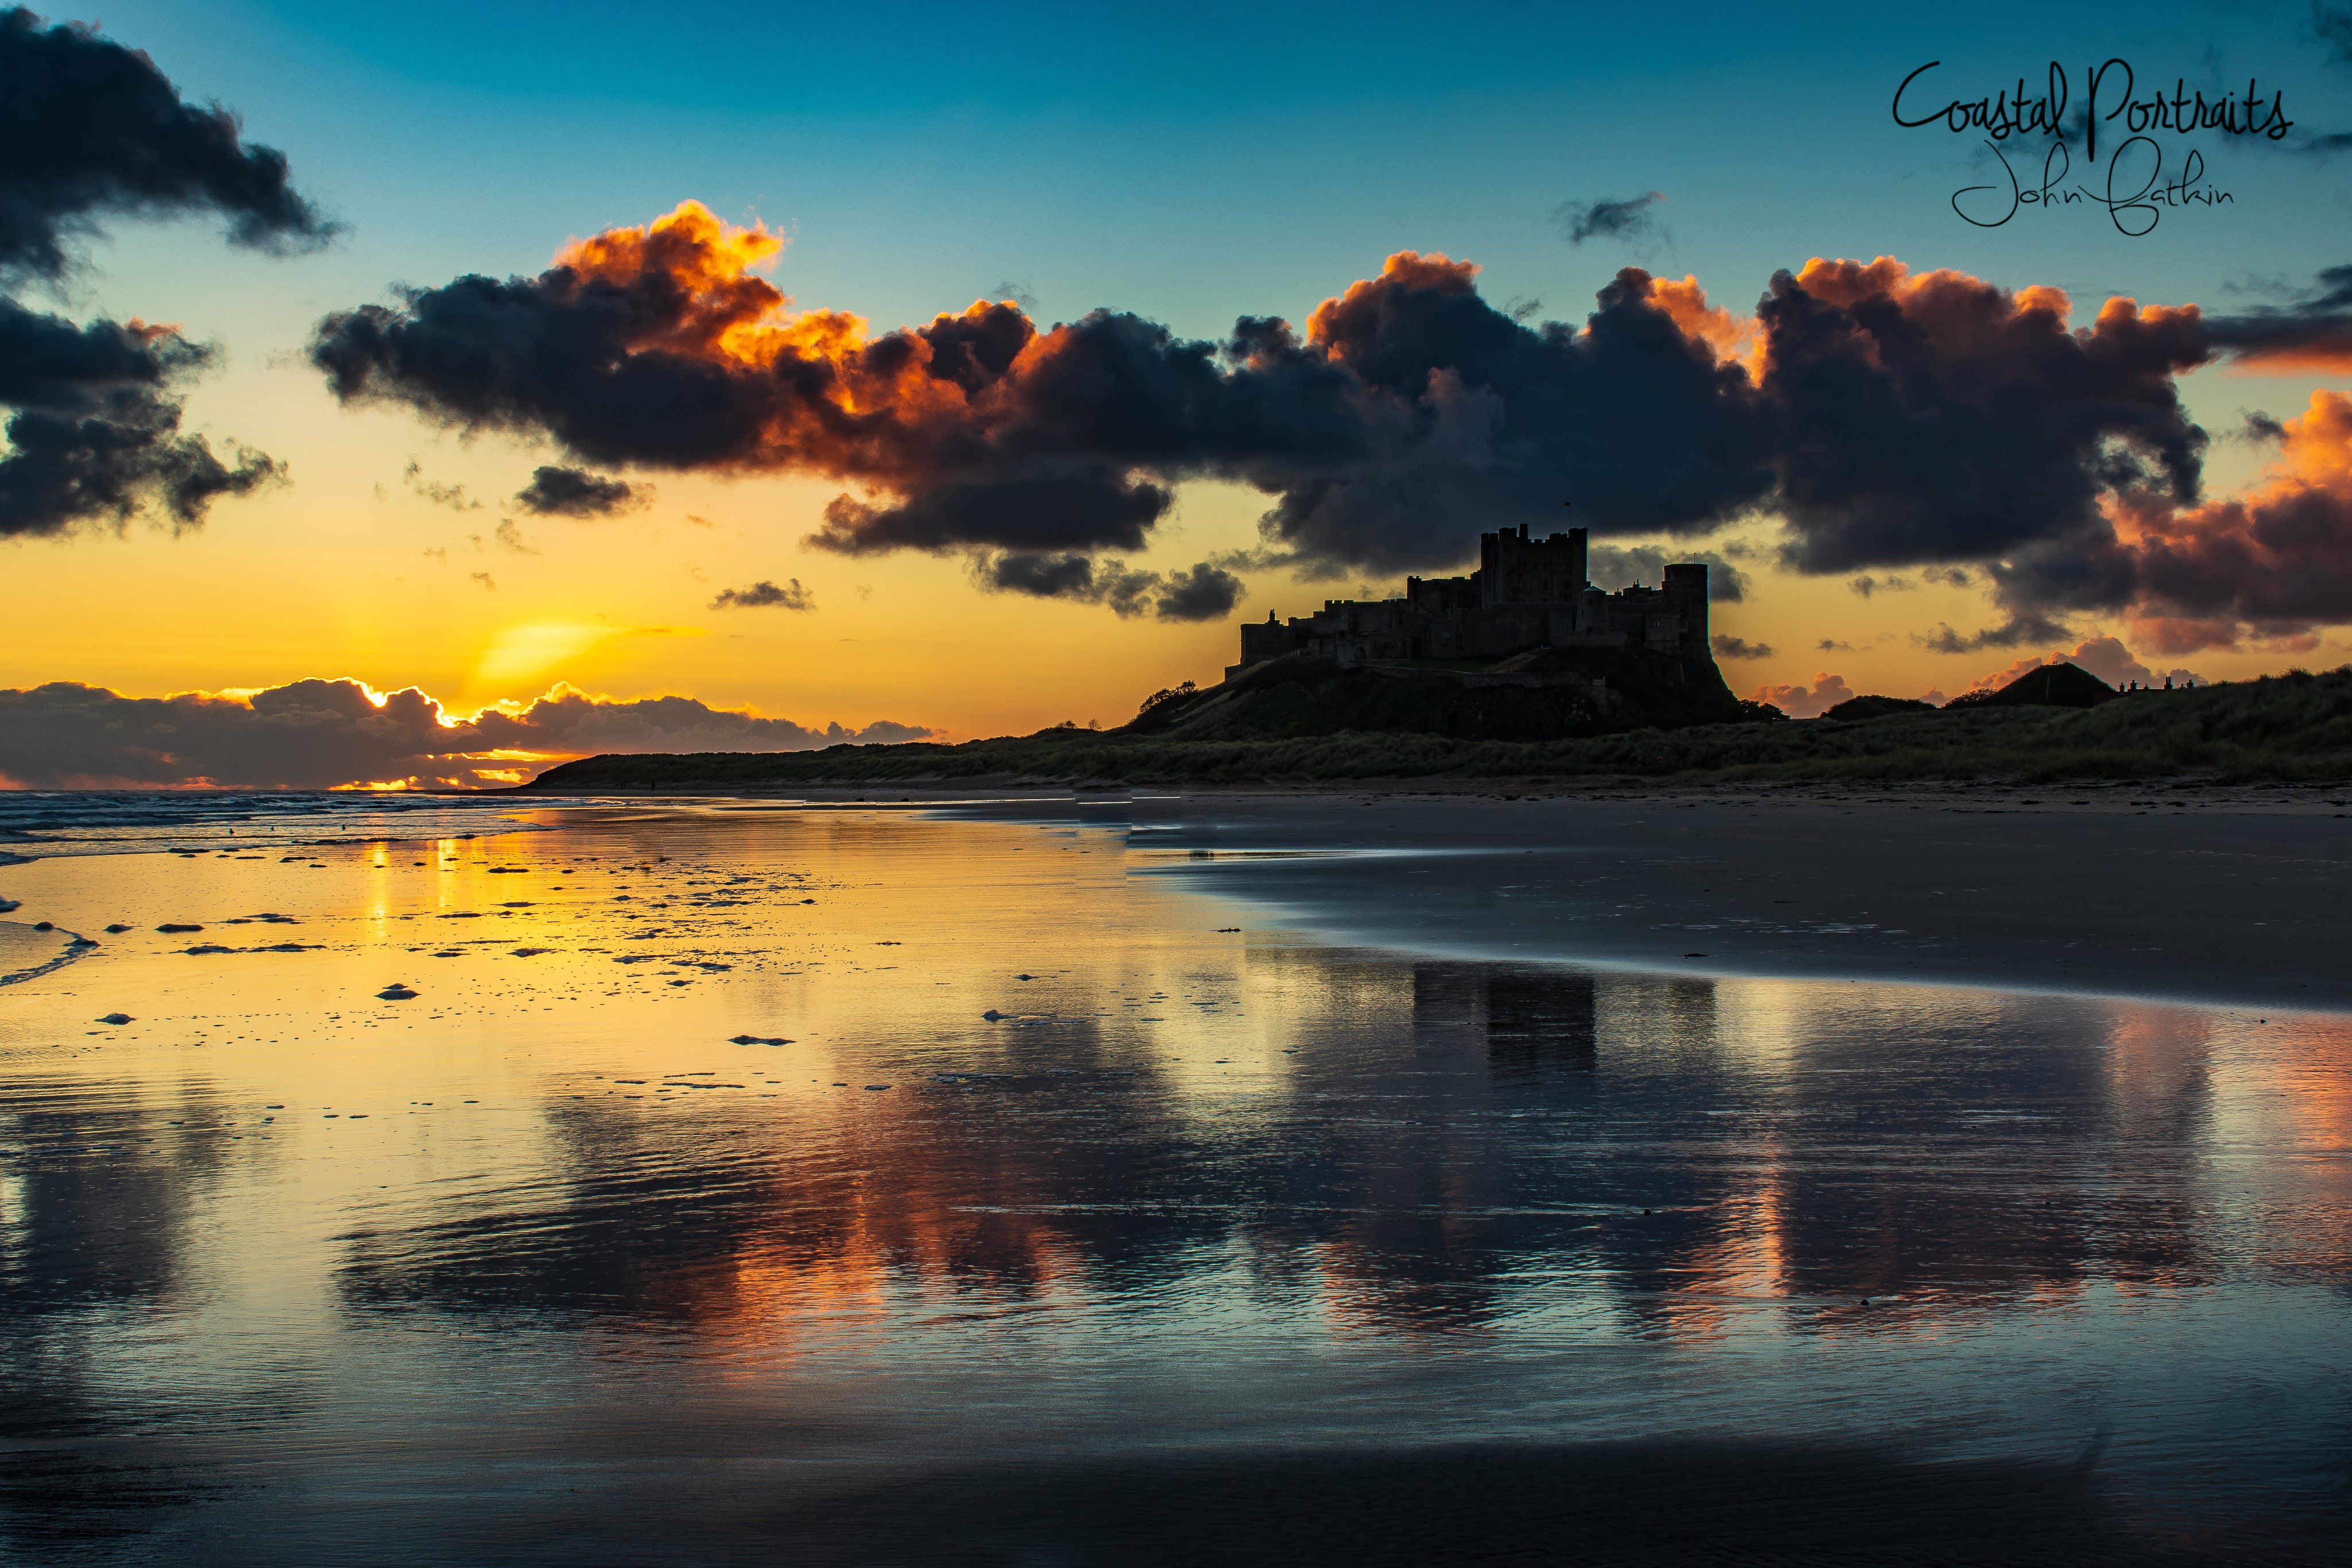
[480,784,2352,1015]
[10,784,2347,1014]
[0,920,98,987]
[500,774,2352,814]
[911,785,2352,1015]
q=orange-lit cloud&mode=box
[1302,249,1485,345]
[1646,274,1760,375]
[2074,391,2352,652]
[1747,671,1853,718]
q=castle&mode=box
[1231,526,1711,680]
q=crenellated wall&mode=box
[1230,528,1710,680]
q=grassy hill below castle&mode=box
[1124,646,1746,743]
[524,664,2352,791]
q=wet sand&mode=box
[771,783,2352,1013]
[0,920,85,986]
[0,799,2345,1563]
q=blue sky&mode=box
[79,0,2352,340]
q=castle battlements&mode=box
[1231,525,1711,680]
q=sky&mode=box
[9,0,2352,784]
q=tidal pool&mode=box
[0,802,2345,1563]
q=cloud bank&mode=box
[0,679,936,790]
[1,6,327,539]
[308,200,2352,649]
[306,203,1777,602]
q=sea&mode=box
[0,790,589,862]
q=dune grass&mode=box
[525,667,2352,790]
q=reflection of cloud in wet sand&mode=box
[0,1089,301,1554]
[329,941,2272,1350]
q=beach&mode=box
[0,791,2345,1563]
[1075,782,2352,1012]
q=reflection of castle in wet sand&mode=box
[1415,965,1600,1068]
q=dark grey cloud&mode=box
[984,550,1107,601]
[1759,260,2207,576]
[0,678,936,789]
[1555,191,1667,248]
[0,8,325,539]
[1708,634,1774,660]
[1240,262,1775,573]
[0,6,336,280]
[709,578,812,610]
[1913,615,2072,655]
[514,464,641,517]
[0,298,281,538]
[978,552,1243,621]
[2204,263,2352,368]
[0,297,195,405]
[811,467,1173,556]
[304,223,2215,622]
[1152,561,1246,621]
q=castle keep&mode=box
[1232,526,1711,680]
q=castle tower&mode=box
[1477,525,1590,609]
[1661,563,1709,662]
